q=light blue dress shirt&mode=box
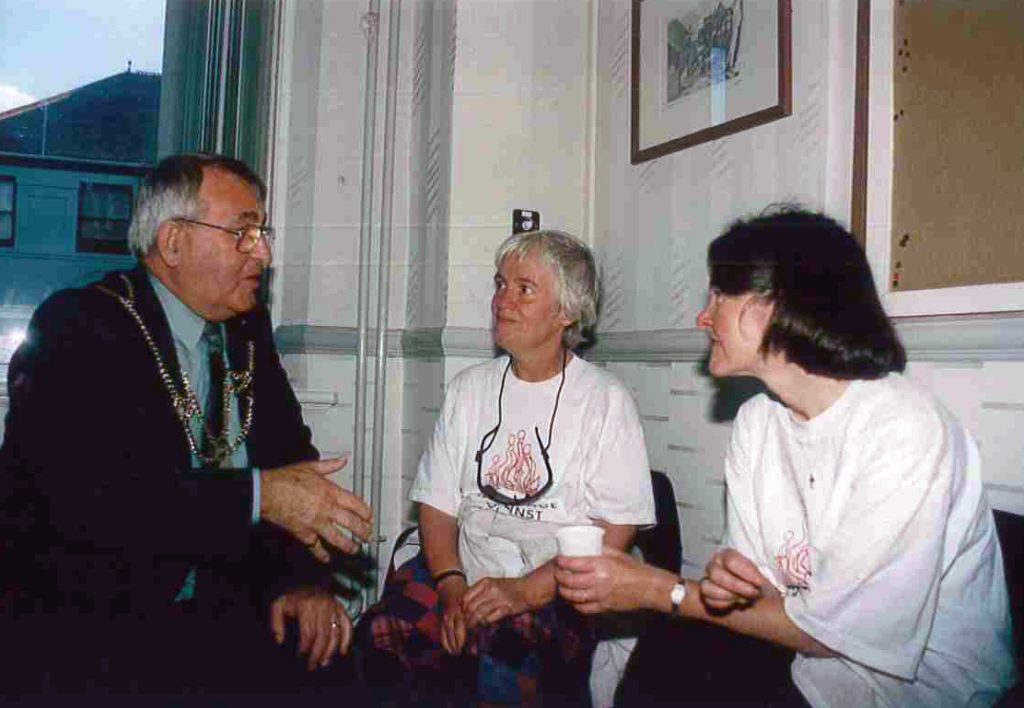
[149,276,261,600]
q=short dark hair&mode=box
[128,153,266,257]
[708,207,905,379]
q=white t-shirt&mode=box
[724,374,1015,708]
[410,355,656,584]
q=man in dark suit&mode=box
[0,153,372,700]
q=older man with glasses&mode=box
[357,229,656,705]
[0,153,372,700]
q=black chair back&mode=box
[634,470,682,573]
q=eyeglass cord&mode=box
[477,347,568,463]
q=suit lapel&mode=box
[95,266,193,467]
[123,265,187,394]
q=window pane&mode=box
[77,182,132,255]
[80,183,133,220]
[0,213,11,245]
[80,219,129,244]
[0,180,13,212]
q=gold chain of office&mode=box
[97,274,255,466]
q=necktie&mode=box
[176,322,226,602]
[201,321,226,466]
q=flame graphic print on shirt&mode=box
[774,528,812,594]
[485,430,543,497]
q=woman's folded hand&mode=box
[461,577,531,628]
[700,548,774,613]
[438,576,469,654]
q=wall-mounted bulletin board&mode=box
[859,0,1024,316]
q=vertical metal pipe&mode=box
[353,1,382,508]
[368,0,402,601]
[261,0,284,187]
[584,0,598,244]
[233,0,247,158]
[214,0,236,153]
[201,1,218,148]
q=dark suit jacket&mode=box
[0,266,327,687]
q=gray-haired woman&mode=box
[358,230,655,704]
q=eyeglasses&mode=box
[475,350,567,507]
[176,218,275,253]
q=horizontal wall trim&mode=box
[895,313,1024,362]
[4,316,1023,421]
[589,330,708,362]
[275,325,496,360]
[274,314,1024,363]
[294,388,339,409]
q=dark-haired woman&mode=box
[556,209,1015,706]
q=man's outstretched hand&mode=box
[261,457,372,562]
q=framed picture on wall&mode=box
[630,0,792,164]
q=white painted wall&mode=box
[272,0,418,581]
[267,0,1024,589]
[447,0,593,329]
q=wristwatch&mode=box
[669,580,687,614]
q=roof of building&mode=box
[0,70,160,165]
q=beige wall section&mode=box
[272,0,416,333]
[447,0,593,329]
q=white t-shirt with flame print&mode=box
[724,374,1015,707]
[410,355,656,584]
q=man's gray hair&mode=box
[128,153,266,257]
[495,229,600,350]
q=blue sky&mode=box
[0,0,164,112]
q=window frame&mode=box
[0,175,15,248]
[75,180,134,255]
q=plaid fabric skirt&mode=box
[357,551,594,705]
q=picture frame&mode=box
[857,0,1024,317]
[630,0,792,165]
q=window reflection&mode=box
[77,182,135,255]
[0,177,14,247]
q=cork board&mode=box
[890,0,1024,292]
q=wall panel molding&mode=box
[275,314,1024,363]
[275,324,495,359]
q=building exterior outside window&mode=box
[0,177,13,248]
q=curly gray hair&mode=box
[494,229,600,350]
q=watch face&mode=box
[670,582,686,605]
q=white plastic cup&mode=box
[556,525,605,557]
